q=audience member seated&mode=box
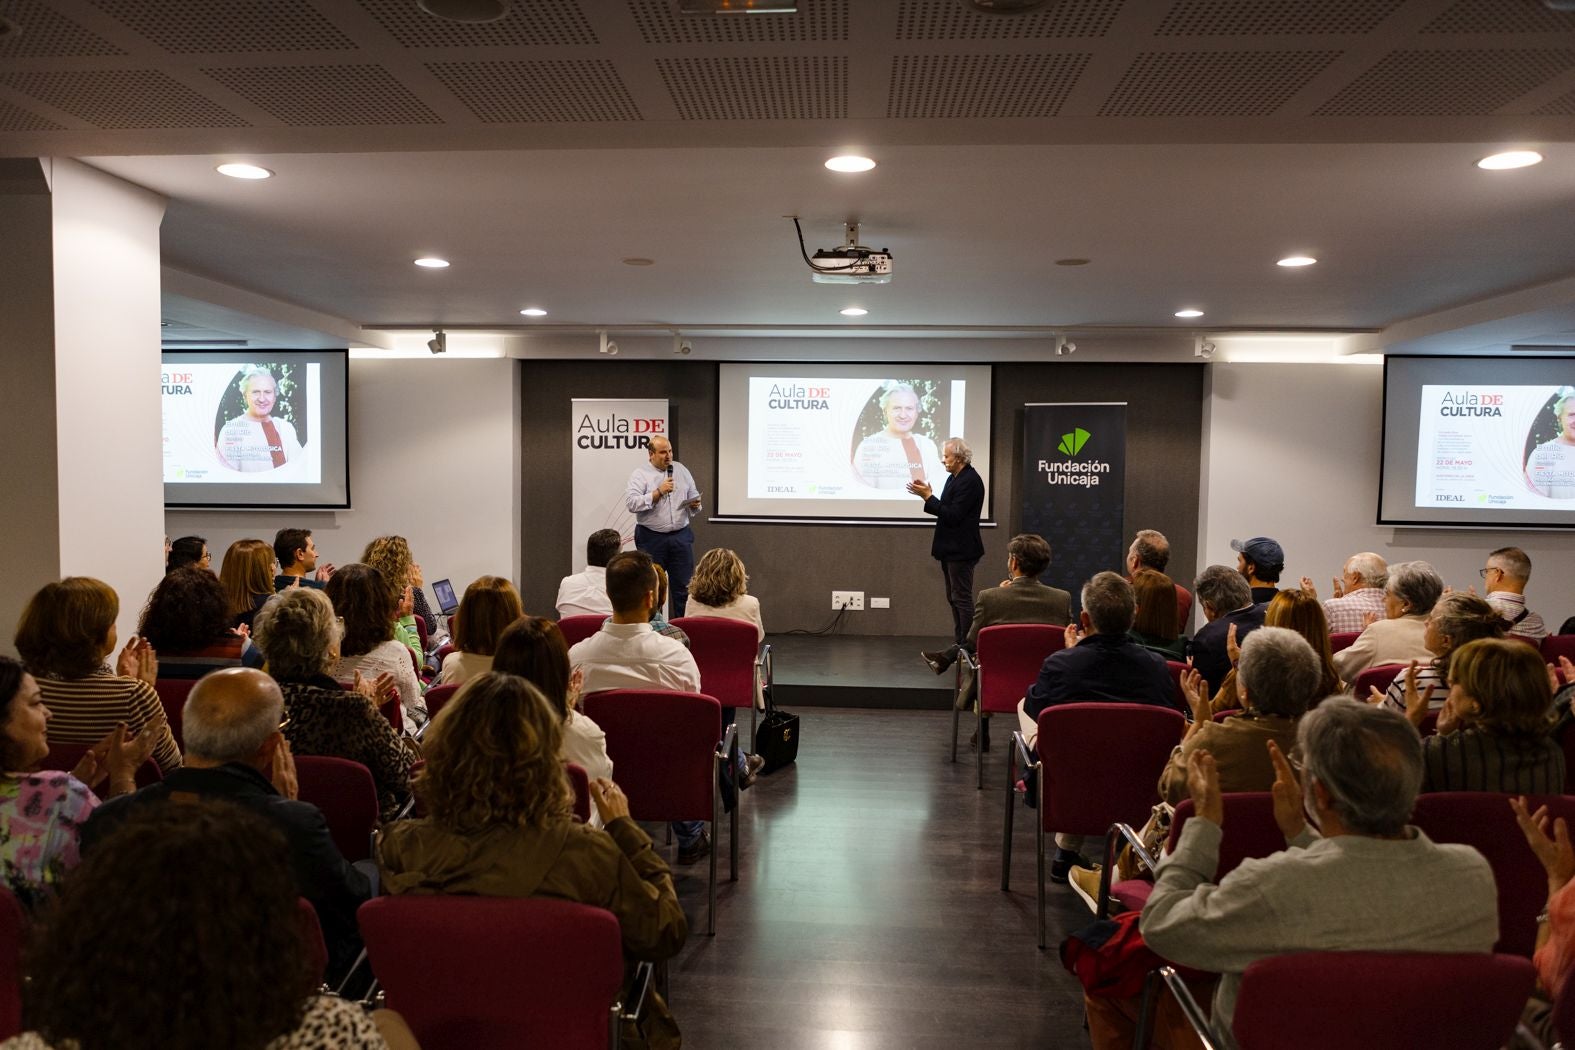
[137,567,262,676]
[649,565,690,647]
[1085,700,1498,1049]
[571,552,701,695]
[557,528,620,619]
[273,527,333,590]
[253,588,420,819]
[165,534,209,574]
[1396,637,1564,794]
[0,656,149,912]
[1189,566,1266,694]
[1300,551,1388,634]
[1211,590,1341,713]
[219,537,279,631]
[493,616,614,788]
[325,564,426,727]
[1482,545,1549,641]
[82,667,372,985]
[14,578,181,775]
[435,575,524,687]
[1231,535,1284,604]
[7,802,416,1050]
[1374,592,1504,714]
[1129,568,1186,662]
[1511,795,1575,1046]
[378,672,686,1045]
[1127,529,1193,625]
[1332,560,1443,682]
[360,536,427,660]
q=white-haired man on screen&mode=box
[216,369,301,472]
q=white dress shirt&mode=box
[570,620,701,695]
[625,460,701,533]
[556,566,613,618]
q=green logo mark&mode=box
[1058,427,1091,455]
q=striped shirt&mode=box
[152,635,253,680]
[1486,591,1549,641]
[1421,728,1564,795]
[35,669,181,775]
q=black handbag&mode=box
[753,688,799,773]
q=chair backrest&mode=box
[671,616,757,710]
[1542,634,1575,664]
[1036,702,1185,835]
[0,888,24,1039]
[294,755,379,863]
[413,615,430,654]
[152,677,195,748]
[358,896,624,1050]
[1352,662,1406,700]
[39,742,162,789]
[580,689,721,822]
[1211,708,1242,723]
[1164,660,1189,709]
[1329,631,1361,654]
[297,897,328,987]
[424,683,461,722]
[380,695,404,735]
[1232,951,1534,1050]
[434,642,456,663]
[1410,791,1575,956]
[557,614,610,648]
[977,624,1065,715]
[565,761,591,824]
[1167,794,1282,881]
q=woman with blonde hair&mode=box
[683,548,763,640]
[1211,589,1342,713]
[436,576,524,687]
[1373,591,1505,714]
[361,535,429,654]
[218,538,277,630]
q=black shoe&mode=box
[921,649,954,675]
[677,831,711,865]
[1049,847,1087,884]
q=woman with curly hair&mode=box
[682,548,768,761]
[5,801,417,1050]
[137,567,263,678]
[378,673,687,974]
[219,538,278,631]
[435,576,523,687]
[14,578,181,776]
[325,564,425,727]
[1373,591,1505,713]
[360,536,428,657]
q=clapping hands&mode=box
[115,636,158,684]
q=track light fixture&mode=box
[599,330,619,356]
[673,333,693,355]
[1194,336,1217,359]
[427,328,446,355]
[1054,334,1077,357]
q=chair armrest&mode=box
[958,648,979,673]
[1011,730,1038,773]
[714,722,738,763]
[756,641,772,682]
[618,961,655,1023]
[1101,822,1157,877]
[1158,966,1224,1050]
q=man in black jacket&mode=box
[83,668,371,985]
[909,436,985,674]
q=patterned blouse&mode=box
[278,677,420,820]
[1,994,388,1049]
[0,771,98,912]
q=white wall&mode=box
[1198,361,1575,632]
[167,356,520,606]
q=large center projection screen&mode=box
[1380,355,1575,528]
[716,363,993,521]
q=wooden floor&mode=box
[656,708,1095,1050]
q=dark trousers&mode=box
[634,523,695,619]
[940,558,979,652]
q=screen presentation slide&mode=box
[717,363,993,521]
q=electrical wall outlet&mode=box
[870,597,890,609]
[831,590,865,611]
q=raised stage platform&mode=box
[767,633,956,710]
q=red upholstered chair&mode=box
[0,888,24,1039]
[297,897,328,988]
[1162,952,1534,1050]
[558,614,610,648]
[294,755,379,863]
[40,742,162,789]
[565,761,592,824]
[412,614,429,654]
[580,689,735,935]
[959,623,1065,789]
[1004,702,1185,947]
[423,683,460,723]
[1411,791,1575,956]
[434,642,456,664]
[1352,662,1406,701]
[672,616,764,749]
[1211,708,1242,723]
[1542,634,1575,664]
[1329,631,1361,654]
[379,696,404,735]
[152,677,195,748]
[358,896,635,1050]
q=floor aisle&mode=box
[659,708,1096,1049]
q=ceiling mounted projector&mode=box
[793,218,894,285]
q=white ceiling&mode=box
[4,0,1575,349]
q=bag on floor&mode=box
[1061,911,1163,999]
[754,687,799,773]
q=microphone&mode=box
[665,464,673,498]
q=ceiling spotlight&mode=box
[1055,335,1076,356]
[825,155,876,173]
[414,257,450,269]
[216,163,273,180]
[1276,256,1317,268]
[599,330,619,356]
[427,328,446,355]
[674,336,693,355]
[1194,336,1217,359]
[1175,308,1205,319]
[1477,150,1543,170]
[519,307,547,317]
[840,307,869,317]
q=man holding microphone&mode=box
[625,435,702,618]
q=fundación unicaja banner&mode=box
[570,398,669,566]
[1021,403,1127,614]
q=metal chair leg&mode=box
[1036,785,1047,949]
[950,704,959,763]
[728,733,739,883]
[1001,741,1015,891]
[975,703,985,790]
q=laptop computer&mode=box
[431,578,460,616]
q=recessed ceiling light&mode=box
[1477,150,1543,170]
[1175,309,1204,319]
[1055,258,1091,266]
[414,257,450,268]
[840,307,868,317]
[1277,255,1317,267]
[519,307,547,317]
[825,155,876,173]
[622,257,655,266]
[216,163,273,180]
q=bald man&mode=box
[625,435,703,617]
[83,668,371,984]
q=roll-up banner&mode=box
[570,398,669,566]
[1022,403,1127,614]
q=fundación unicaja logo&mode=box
[1058,427,1091,455]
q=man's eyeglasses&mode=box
[1478,567,1500,579]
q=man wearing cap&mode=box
[1232,536,1285,605]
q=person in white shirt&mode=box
[570,551,700,698]
[1481,545,1548,640]
[215,369,302,472]
[435,575,524,687]
[556,529,621,619]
